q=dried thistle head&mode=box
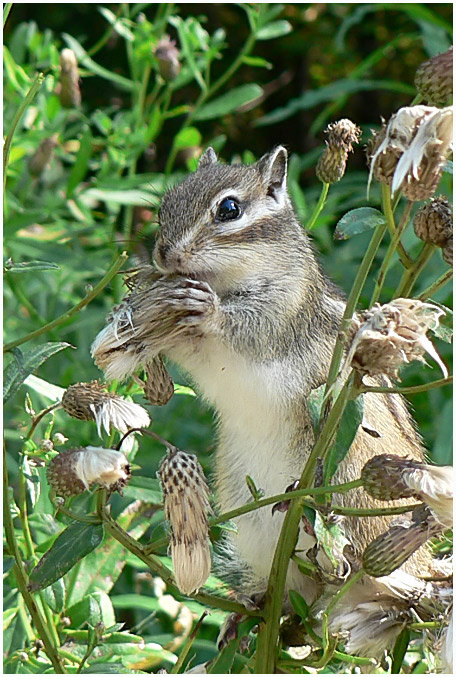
[59,48,81,108]
[442,237,453,266]
[47,446,130,498]
[345,298,447,381]
[61,381,150,450]
[415,47,453,107]
[362,505,441,578]
[28,135,59,176]
[158,449,212,595]
[413,195,453,247]
[316,118,361,184]
[367,105,453,200]
[155,36,181,81]
[361,454,420,501]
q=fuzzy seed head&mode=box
[415,47,453,107]
[158,449,211,595]
[413,195,453,247]
[316,118,361,184]
[59,48,81,108]
[345,298,447,381]
[155,36,181,81]
[362,506,441,577]
[361,454,420,501]
[47,446,130,498]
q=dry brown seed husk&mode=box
[415,47,453,107]
[47,449,86,498]
[61,381,107,421]
[361,454,420,501]
[413,196,453,247]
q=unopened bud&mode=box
[415,47,453,107]
[361,454,419,501]
[362,506,441,577]
[28,135,59,176]
[158,449,211,595]
[155,36,180,81]
[316,119,361,184]
[413,195,453,247]
[59,48,81,108]
[143,358,174,406]
[47,446,130,498]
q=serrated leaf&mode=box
[334,207,386,240]
[4,260,60,273]
[324,394,364,482]
[288,589,309,621]
[3,342,72,402]
[194,84,263,121]
[28,521,104,592]
[256,20,292,40]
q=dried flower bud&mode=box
[158,449,211,595]
[361,454,420,501]
[413,195,453,247]
[28,135,59,176]
[367,105,453,200]
[316,119,361,184]
[362,505,441,577]
[344,298,447,381]
[415,47,453,107]
[143,357,174,406]
[47,446,130,498]
[61,381,150,446]
[59,48,81,108]
[442,237,453,266]
[155,36,180,81]
[401,464,453,528]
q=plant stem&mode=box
[4,251,128,352]
[380,184,413,269]
[3,445,66,673]
[4,73,45,192]
[306,182,329,230]
[3,2,13,26]
[417,268,452,301]
[370,200,413,304]
[170,611,208,674]
[394,243,436,298]
[360,376,452,395]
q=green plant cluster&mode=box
[3,3,453,674]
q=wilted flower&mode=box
[155,36,181,81]
[402,464,453,528]
[47,446,130,498]
[28,135,59,176]
[344,298,447,381]
[413,195,453,247]
[59,48,81,108]
[362,505,441,578]
[158,449,212,595]
[316,119,362,183]
[415,47,453,107]
[61,381,150,451]
[367,105,453,200]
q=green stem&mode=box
[380,184,413,269]
[3,2,13,26]
[4,73,45,192]
[306,182,330,230]
[360,376,452,395]
[370,200,413,305]
[3,446,66,673]
[4,251,128,352]
[394,243,436,298]
[417,268,453,301]
[170,612,208,674]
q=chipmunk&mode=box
[93,147,451,661]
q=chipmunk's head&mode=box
[154,146,303,288]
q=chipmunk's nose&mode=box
[154,240,184,273]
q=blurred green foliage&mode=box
[3,3,452,673]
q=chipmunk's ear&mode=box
[257,146,288,203]
[198,147,218,169]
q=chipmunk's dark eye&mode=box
[216,197,241,221]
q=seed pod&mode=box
[366,123,401,186]
[413,195,453,247]
[59,48,81,108]
[361,454,419,501]
[47,446,130,498]
[158,449,211,595]
[143,357,174,406]
[155,36,180,81]
[415,47,453,107]
[316,119,361,184]
[362,506,441,577]
[28,135,59,176]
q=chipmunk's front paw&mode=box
[167,279,221,334]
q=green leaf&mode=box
[313,512,351,578]
[40,578,66,614]
[62,33,135,91]
[67,591,116,629]
[3,342,72,403]
[122,476,162,503]
[324,395,364,482]
[28,521,104,592]
[391,627,410,673]
[173,126,202,151]
[81,663,132,674]
[334,207,386,240]
[256,20,292,40]
[67,128,93,198]
[24,374,65,402]
[288,589,309,621]
[241,55,273,69]
[307,384,325,432]
[98,7,134,42]
[194,84,263,121]
[81,187,160,207]
[4,259,60,273]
